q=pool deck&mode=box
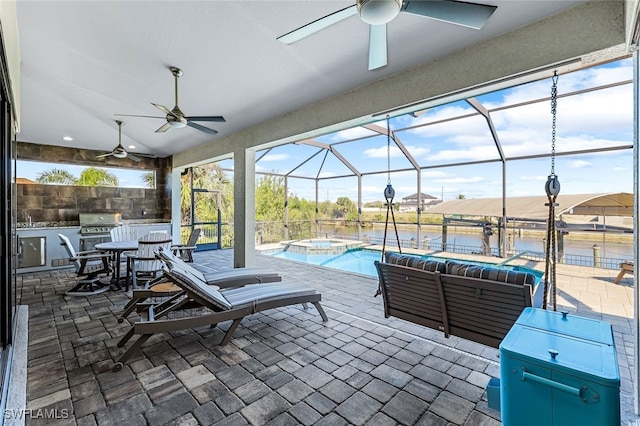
[17,248,638,425]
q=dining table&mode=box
[95,240,138,290]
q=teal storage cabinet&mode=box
[500,308,620,426]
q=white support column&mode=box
[633,49,640,416]
[315,180,319,238]
[284,176,289,241]
[170,168,182,244]
[357,175,362,241]
[416,169,421,245]
[233,148,256,268]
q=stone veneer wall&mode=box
[17,142,172,224]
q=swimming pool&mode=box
[268,248,543,280]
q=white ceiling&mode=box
[15,1,589,158]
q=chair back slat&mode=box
[110,224,138,242]
[58,234,81,272]
[134,231,172,273]
[186,228,201,247]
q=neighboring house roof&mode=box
[427,193,633,219]
[401,193,438,201]
[16,177,37,184]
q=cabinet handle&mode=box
[522,371,581,396]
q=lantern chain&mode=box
[387,115,391,185]
[550,71,558,175]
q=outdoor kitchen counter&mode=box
[16,222,171,273]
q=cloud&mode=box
[520,175,547,181]
[613,166,626,172]
[260,153,290,162]
[432,176,485,184]
[568,160,592,169]
[363,145,430,158]
[331,127,377,141]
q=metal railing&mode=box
[249,219,630,270]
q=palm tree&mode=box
[36,166,119,186]
[35,168,76,185]
[141,172,155,188]
[180,164,233,226]
[75,167,119,186]
[456,194,466,199]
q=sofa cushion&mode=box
[385,252,446,273]
[445,260,536,286]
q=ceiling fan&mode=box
[116,66,225,135]
[96,120,142,162]
[277,0,497,70]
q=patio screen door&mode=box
[191,188,222,251]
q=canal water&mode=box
[323,225,633,264]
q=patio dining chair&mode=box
[126,231,173,289]
[58,234,111,296]
[171,228,201,262]
[110,223,138,242]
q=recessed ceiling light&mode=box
[62,136,73,141]
[128,145,136,149]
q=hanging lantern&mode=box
[384,183,395,200]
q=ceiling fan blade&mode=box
[127,153,141,162]
[151,103,175,117]
[114,113,165,119]
[130,152,157,159]
[187,121,218,135]
[185,116,226,123]
[96,153,112,159]
[277,5,357,44]
[155,122,172,133]
[402,0,497,30]
[368,24,387,70]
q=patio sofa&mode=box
[375,252,543,348]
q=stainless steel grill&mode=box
[79,213,122,251]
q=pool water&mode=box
[268,248,543,280]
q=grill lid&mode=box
[79,213,122,235]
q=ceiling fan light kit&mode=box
[96,120,142,162]
[277,0,497,71]
[357,0,401,25]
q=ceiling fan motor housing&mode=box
[168,105,188,128]
[357,0,402,25]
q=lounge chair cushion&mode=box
[222,283,318,308]
[385,252,446,273]
[162,250,208,282]
[159,248,280,286]
[445,260,535,285]
[169,266,231,310]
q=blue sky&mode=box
[17,58,633,201]
[255,58,633,203]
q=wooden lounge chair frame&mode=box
[113,266,327,371]
[615,260,633,284]
[375,260,533,348]
[117,248,282,323]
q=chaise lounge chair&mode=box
[117,247,282,322]
[112,264,327,371]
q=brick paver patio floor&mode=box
[17,249,637,425]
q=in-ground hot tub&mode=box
[281,239,362,256]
